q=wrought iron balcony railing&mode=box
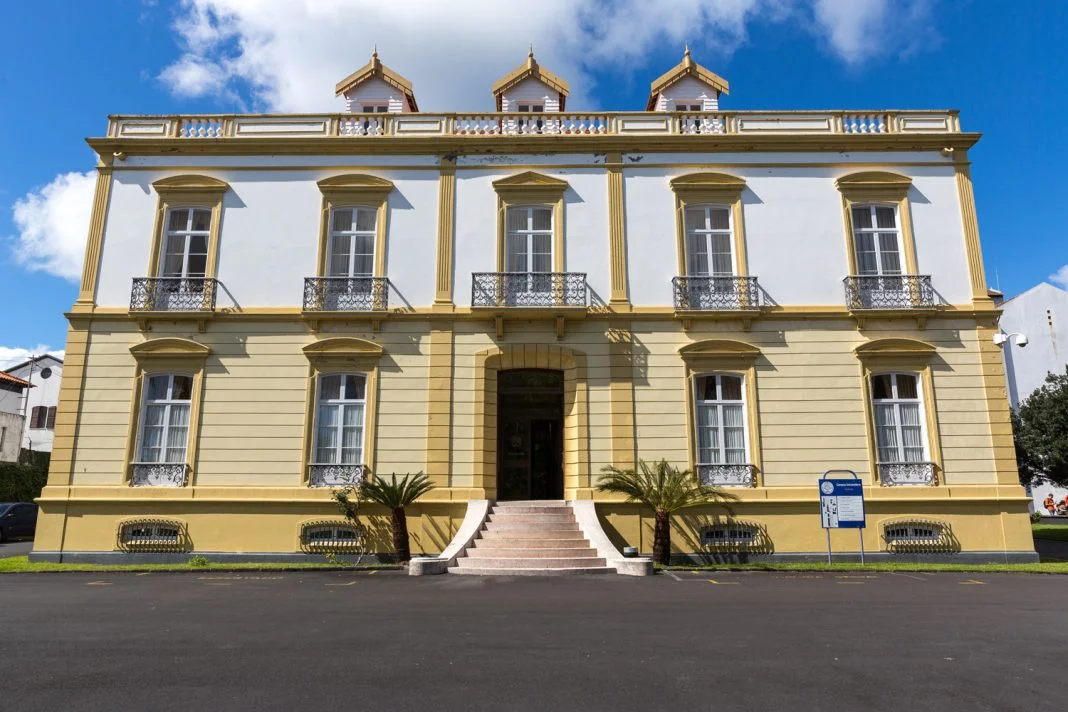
[303,277,389,312]
[309,464,366,488]
[130,463,188,487]
[472,272,588,308]
[697,463,756,488]
[843,275,935,310]
[672,276,762,311]
[878,462,936,486]
[130,277,218,312]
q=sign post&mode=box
[819,470,866,566]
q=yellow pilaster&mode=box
[434,158,456,308]
[975,322,1022,485]
[425,326,454,487]
[954,156,994,306]
[74,166,113,309]
[606,153,630,306]
[608,324,636,470]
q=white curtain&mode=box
[164,404,190,463]
[315,405,339,463]
[874,403,900,463]
[723,404,746,464]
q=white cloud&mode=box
[1050,265,1068,290]
[157,0,937,112]
[10,171,95,283]
[0,346,64,371]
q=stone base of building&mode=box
[668,550,1040,565]
[27,551,401,565]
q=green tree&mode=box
[596,458,736,566]
[336,472,434,562]
[1013,367,1068,487]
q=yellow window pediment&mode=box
[678,339,761,369]
[854,337,936,363]
[835,171,912,201]
[302,337,384,360]
[316,174,394,202]
[492,171,569,201]
[129,337,211,361]
[152,174,229,197]
[669,172,746,202]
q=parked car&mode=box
[0,503,38,542]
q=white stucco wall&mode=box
[1000,282,1068,408]
[655,75,720,111]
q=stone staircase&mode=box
[448,501,613,576]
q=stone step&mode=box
[478,529,587,540]
[487,513,576,524]
[494,500,568,508]
[454,556,607,569]
[483,522,581,533]
[472,538,592,549]
[490,505,572,515]
[448,566,614,577]
[464,547,599,559]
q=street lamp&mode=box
[993,332,1028,348]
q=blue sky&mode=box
[1,0,1065,365]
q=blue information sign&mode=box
[819,479,866,529]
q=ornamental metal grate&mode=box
[309,464,366,488]
[303,277,389,312]
[843,275,935,310]
[672,276,761,311]
[471,272,588,308]
[131,463,188,487]
[882,518,957,553]
[299,520,364,553]
[697,463,756,487]
[116,518,188,552]
[130,277,218,312]
[878,462,936,486]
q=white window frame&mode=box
[871,372,928,464]
[327,207,378,279]
[673,100,704,112]
[135,373,194,465]
[360,103,389,113]
[684,205,735,277]
[852,203,903,277]
[160,207,211,279]
[505,205,554,277]
[312,373,368,466]
[516,103,544,113]
[693,373,750,466]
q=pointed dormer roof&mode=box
[335,49,418,111]
[491,48,570,108]
[646,46,729,110]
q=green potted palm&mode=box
[596,458,736,566]
[360,472,435,563]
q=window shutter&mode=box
[30,406,44,429]
[46,406,57,430]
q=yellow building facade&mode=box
[31,52,1035,563]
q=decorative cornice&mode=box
[835,171,912,201]
[492,170,569,199]
[152,174,229,196]
[316,173,394,201]
[669,172,746,201]
[678,338,761,360]
[302,337,384,360]
[854,337,936,362]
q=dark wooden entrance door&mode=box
[497,369,564,500]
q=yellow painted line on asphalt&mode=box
[959,579,985,585]
[837,581,865,585]
[325,581,357,587]
[835,575,877,579]
[367,570,377,575]
[707,579,740,585]
[86,581,112,586]
[135,572,152,576]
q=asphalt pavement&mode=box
[0,540,33,558]
[1,569,1065,711]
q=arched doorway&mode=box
[497,369,564,500]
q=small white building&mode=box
[0,371,31,463]
[999,282,1068,407]
[4,355,63,453]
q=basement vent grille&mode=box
[300,520,363,553]
[116,518,188,552]
[881,518,958,553]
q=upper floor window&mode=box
[684,206,734,276]
[137,374,193,464]
[361,104,389,113]
[674,101,703,111]
[852,205,902,277]
[516,103,544,112]
[694,374,747,465]
[871,373,926,464]
[506,206,553,274]
[161,208,211,279]
[328,208,377,278]
[314,374,367,465]
[29,406,56,430]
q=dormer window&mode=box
[492,49,569,113]
[361,104,389,113]
[517,104,544,113]
[647,47,729,112]
[675,102,703,112]
[335,49,418,113]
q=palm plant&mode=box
[360,472,435,562]
[596,458,736,566]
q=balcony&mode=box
[309,464,366,488]
[130,277,218,312]
[697,464,756,488]
[843,275,935,311]
[878,462,936,486]
[104,110,962,142]
[472,272,588,309]
[303,277,389,312]
[673,276,762,311]
[130,463,187,487]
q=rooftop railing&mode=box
[106,110,961,140]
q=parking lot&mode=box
[1,568,1065,711]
